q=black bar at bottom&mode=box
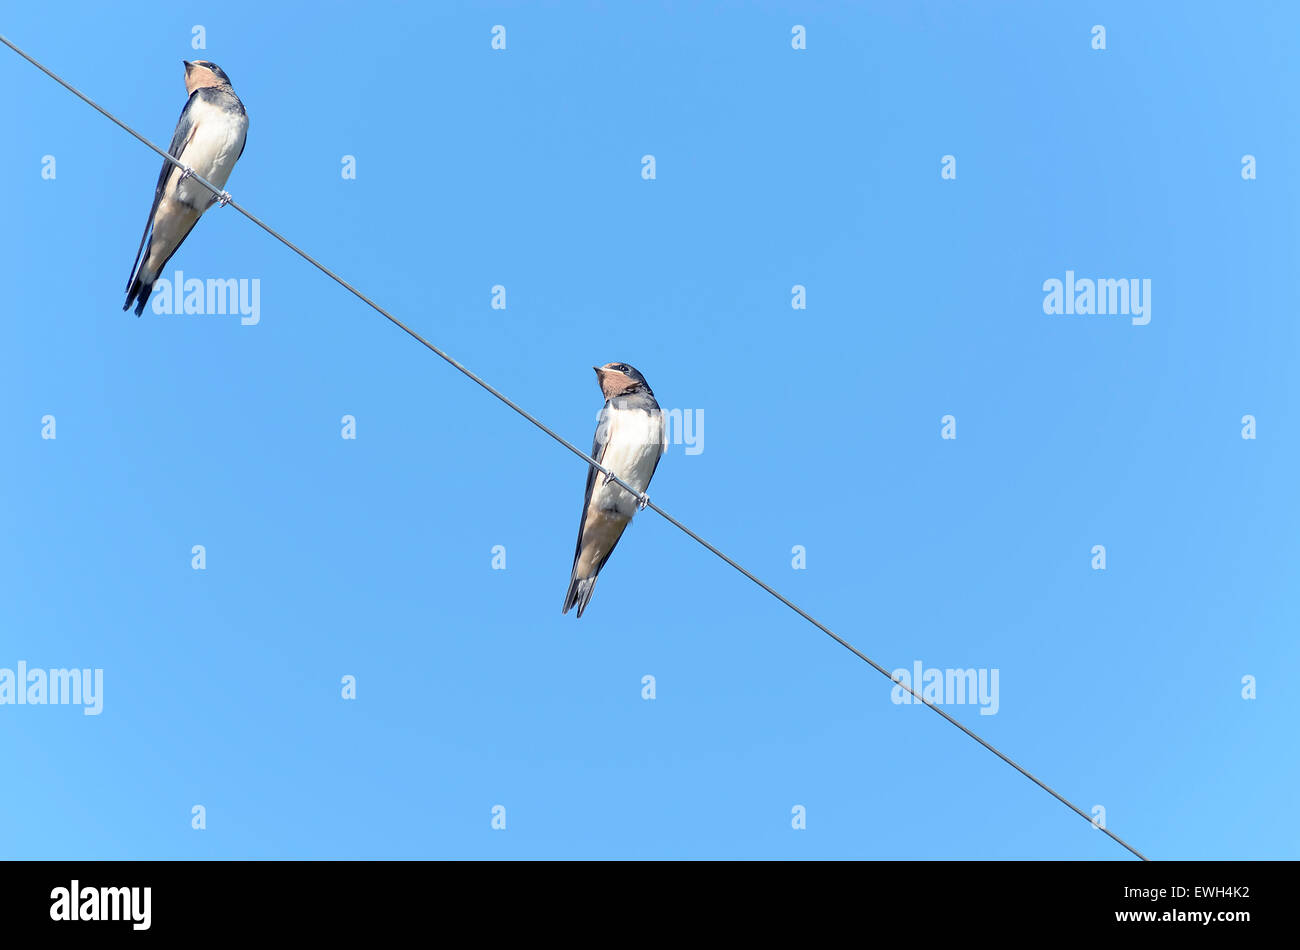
[0,859,1277,937]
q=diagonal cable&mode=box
[1,33,1149,861]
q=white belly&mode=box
[172,101,247,207]
[592,408,664,518]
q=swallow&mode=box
[123,60,248,316]
[563,363,667,618]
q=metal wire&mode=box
[1,33,1150,861]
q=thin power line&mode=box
[1,34,1149,861]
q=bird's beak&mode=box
[183,60,194,71]
[592,366,605,376]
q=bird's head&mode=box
[184,60,233,94]
[594,362,652,399]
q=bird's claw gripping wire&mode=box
[598,468,648,509]
[177,165,231,206]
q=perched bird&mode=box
[123,60,248,316]
[563,363,666,618]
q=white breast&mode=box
[592,408,665,518]
[172,99,248,206]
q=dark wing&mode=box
[124,94,199,292]
[569,402,612,569]
[644,407,666,489]
[235,102,248,162]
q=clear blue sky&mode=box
[1,2,1296,859]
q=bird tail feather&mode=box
[123,270,153,317]
[123,242,156,316]
[562,574,598,618]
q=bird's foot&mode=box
[636,492,650,511]
[215,191,232,207]
[602,469,617,487]
[177,166,193,183]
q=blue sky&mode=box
[1,1,1296,859]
